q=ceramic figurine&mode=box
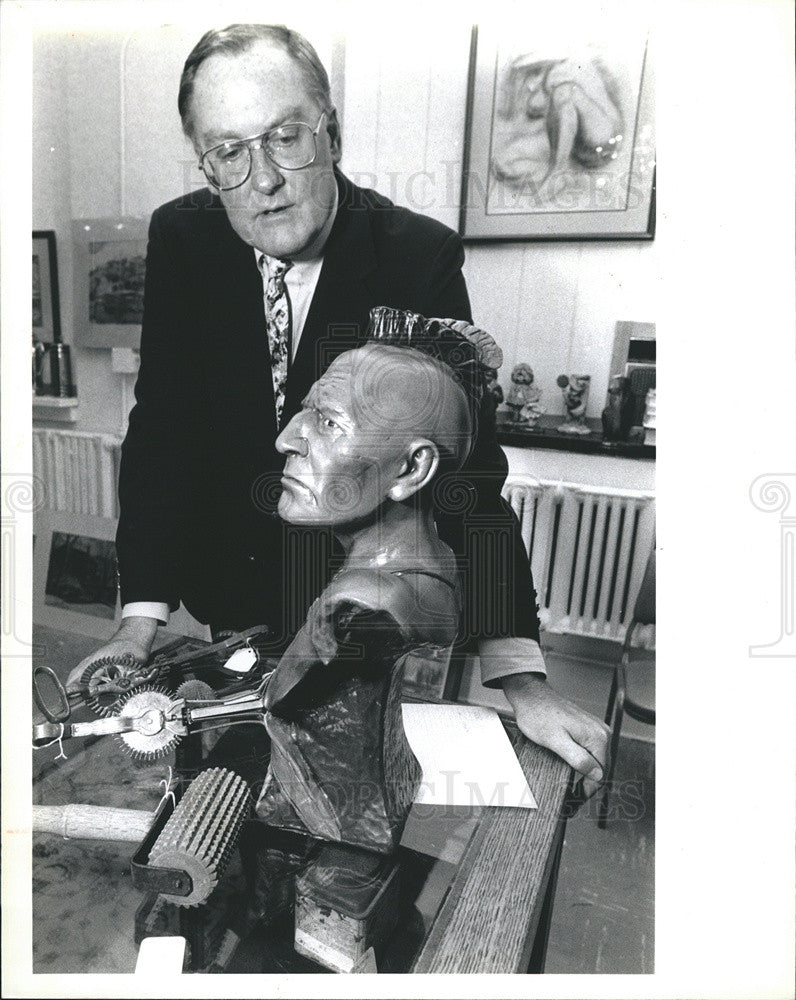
[556,374,591,435]
[506,363,543,427]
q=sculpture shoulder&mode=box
[322,566,459,645]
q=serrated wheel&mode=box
[80,654,145,716]
[113,686,183,761]
[175,679,215,702]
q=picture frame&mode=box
[72,218,149,348]
[32,230,62,342]
[460,25,655,241]
[33,510,122,640]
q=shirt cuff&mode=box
[122,602,169,626]
[478,636,547,686]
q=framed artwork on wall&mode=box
[460,25,655,241]
[32,230,62,342]
[33,510,121,639]
[73,218,148,348]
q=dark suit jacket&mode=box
[117,172,539,653]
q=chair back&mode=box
[632,549,656,627]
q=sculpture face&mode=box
[275,345,471,526]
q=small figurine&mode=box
[601,375,634,441]
[556,374,591,435]
[506,363,543,427]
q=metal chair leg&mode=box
[604,668,618,725]
[598,670,626,829]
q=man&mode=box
[70,23,606,793]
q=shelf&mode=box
[496,413,655,459]
[33,395,79,423]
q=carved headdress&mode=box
[363,306,503,436]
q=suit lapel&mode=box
[197,197,279,445]
[283,174,378,423]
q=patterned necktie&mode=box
[262,256,293,425]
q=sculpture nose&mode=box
[276,413,309,457]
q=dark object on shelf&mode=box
[601,375,635,441]
[36,342,75,397]
[626,363,656,426]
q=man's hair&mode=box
[178,23,332,141]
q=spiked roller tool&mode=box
[80,653,154,716]
[136,768,252,908]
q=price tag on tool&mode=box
[223,646,258,675]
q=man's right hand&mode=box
[66,616,159,692]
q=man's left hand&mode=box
[501,673,609,799]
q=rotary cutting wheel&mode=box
[113,686,183,761]
[174,679,215,702]
[80,653,146,716]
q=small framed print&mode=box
[32,230,62,342]
[33,510,121,639]
[73,218,148,348]
[460,24,655,241]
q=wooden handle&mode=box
[32,804,154,843]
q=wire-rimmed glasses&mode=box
[199,111,327,191]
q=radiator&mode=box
[503,475,655,642]
[32,429,123,519]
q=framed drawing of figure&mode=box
[460,23,655,240]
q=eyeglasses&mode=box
[199,111,327,191]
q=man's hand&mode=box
[502,673,609,799]
[65,616,159,692]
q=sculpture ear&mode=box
[387,440,439,502]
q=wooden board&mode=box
[412,733,570,973]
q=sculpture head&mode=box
[276,309,500,528]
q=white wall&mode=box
[32,18,657,468]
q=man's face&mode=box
[275,351,409,527]
[188,41,341,260]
